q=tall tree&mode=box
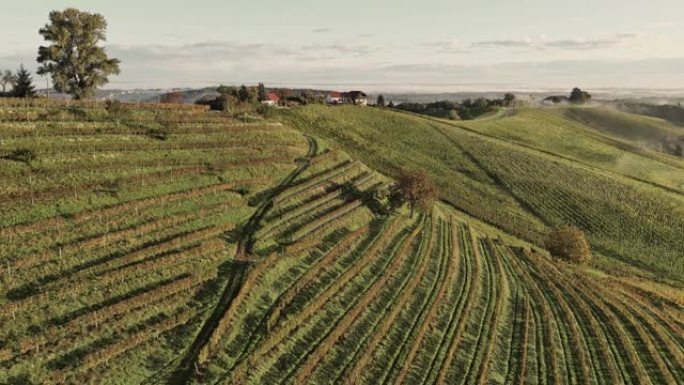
[238,85,249,103]
[37,8,121,99]
[257,82,267,102]
[376,94,385,107]
[503,93,516,106]
[1,70,17,95]
[12,65,36,98]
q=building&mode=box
[326,90,367,106]
[326,91,344,105]
[262,92,280,106]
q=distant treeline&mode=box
[395,93,516,120]
[615,102,684,125]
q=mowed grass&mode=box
[278,105,684,283]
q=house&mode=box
[326,90,368,106]
[262,92,280,106]
[326,91,344,105]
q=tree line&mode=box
[391,93,517,120]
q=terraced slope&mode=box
[1,102,683,385]
[0,103,310,384]
[278,105,684,282]
[191,199,684,385]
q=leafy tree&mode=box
[387,101,394,108]
[257,82,267,102]
[12,65,36,98]
[503,93,516,106]
[1,70,17,95]
[216,85,237,96]
[545,226,592,264]
[392,169,438,217]
[238,85,250,103]
[474,97,489,108]
[376,94,385,107]
[569,87,591,104]
[37,8,121,99]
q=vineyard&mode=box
[1,102,683,384]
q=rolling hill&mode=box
[278,105,684,283]
[0,99,682,385]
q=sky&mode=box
[2,0,684,92]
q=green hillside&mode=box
[278,105,684,283]
[0,100,683,385]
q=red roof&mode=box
[266,92,280,102]
[329,91,342,97]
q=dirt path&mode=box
[163,135,318,385]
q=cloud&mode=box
[3,37,682,91]
[312,28,332,33]
[472,33,636,50]
[420,40,469,53]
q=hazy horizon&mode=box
[3,0,684,91]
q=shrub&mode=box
[545,226,592,264]
[3,148,37,164]
[256,103,276,118]
[105,99,124,114]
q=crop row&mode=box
[0,121,281,138]
[347,215,446,385]
[432,225,484,385]
[399,221,464,384]
[0,222,233,318]
[3,200,240,275]
[299,218,431,385]
[251,219,421,385]
[266,225,371,329]
[0,97,210,111]
[344,216,445,384]
[230,217,406,383]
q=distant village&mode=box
[258,90,369,107]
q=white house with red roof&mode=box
[326,91,344,104]
[261,92,280,106]
[325,90,367,105]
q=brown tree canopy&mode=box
[394,169,438,216]
[160,91,184,104]
[545,226,592,264]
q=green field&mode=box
[279,105,684,283]
[0,101,683,384]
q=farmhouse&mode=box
[325,90,368,106]
[262,92,280,106]
[326,91,344,104]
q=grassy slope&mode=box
[0,106,310,384]
[278,105,684,283]
[564,106,684,144]
[2,103,684,385]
